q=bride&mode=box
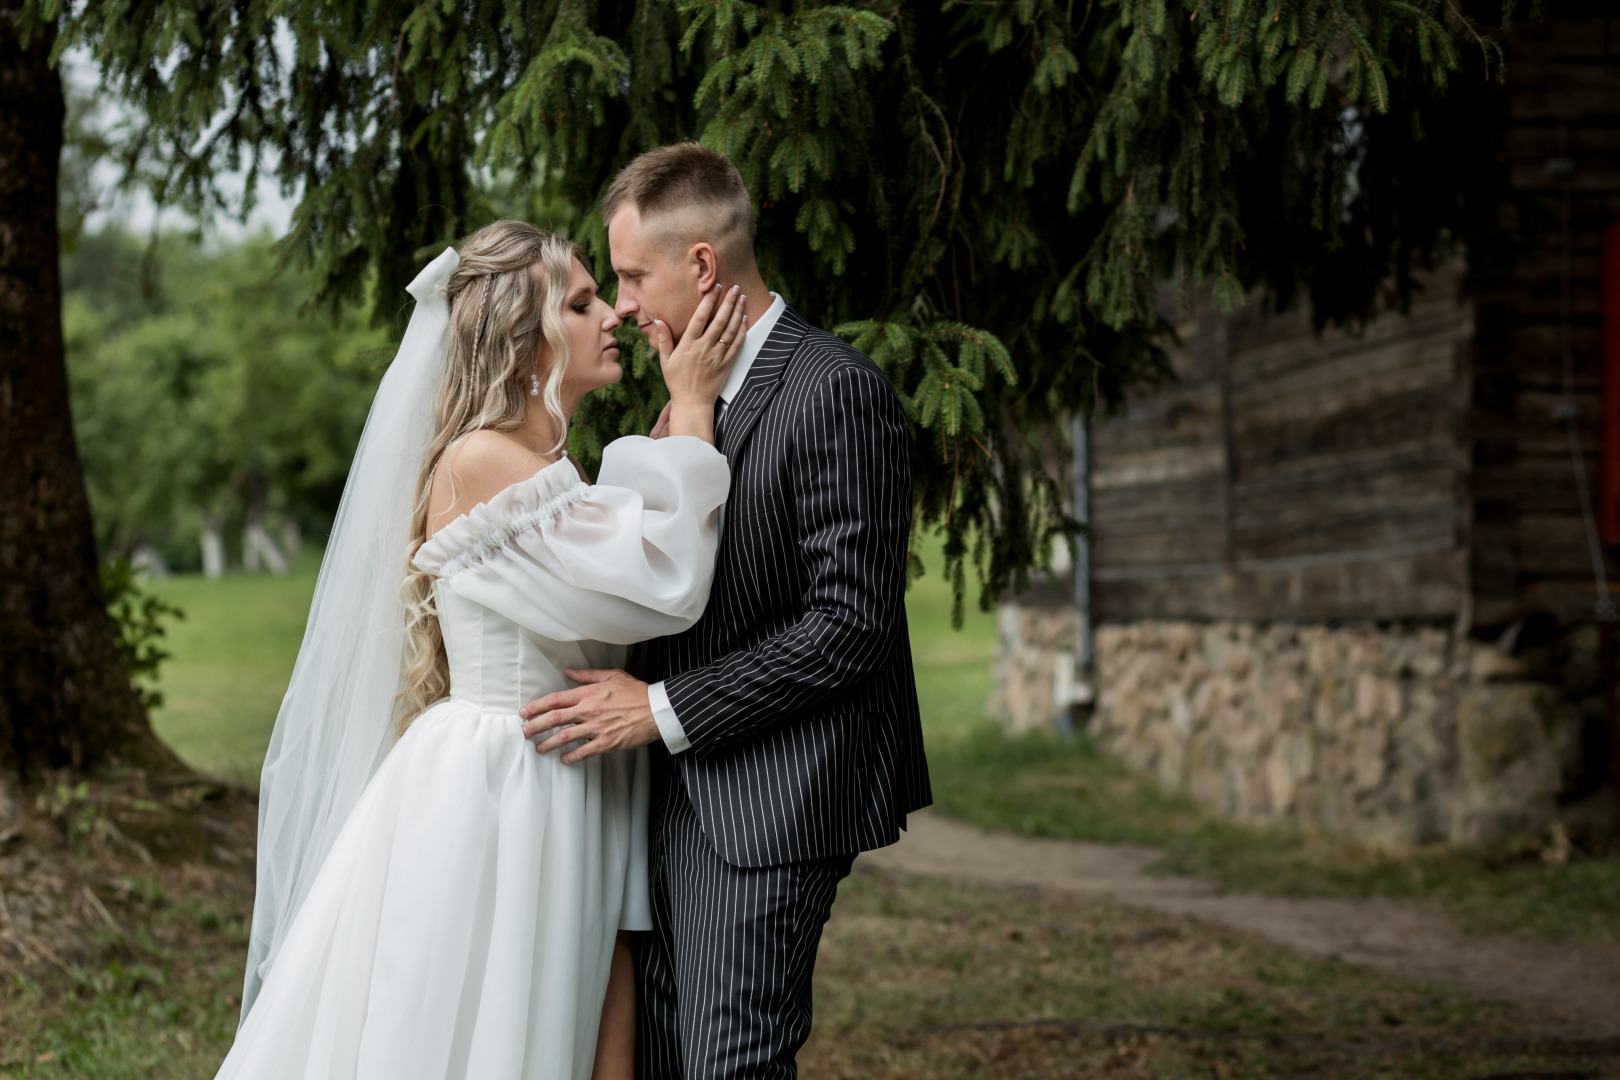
[215,220,746,1079]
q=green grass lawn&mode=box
[147,537,1000,785]
[147,554,320,785]
[141,535,1620,945]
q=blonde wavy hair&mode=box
[396,220,589,731]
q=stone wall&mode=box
[990,592,1081,737]
[991,605,1617,847]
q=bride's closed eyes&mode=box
[553,259,625,401]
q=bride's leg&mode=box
[592,931,636,1080]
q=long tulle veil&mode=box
[239,246,460,1020]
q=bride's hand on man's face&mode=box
[651,283,745,420]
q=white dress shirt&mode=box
[646,291,786,754]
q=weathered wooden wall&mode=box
[1090,11,1620,629]
[1089,268,1473,623]
[1468,10,1620,628]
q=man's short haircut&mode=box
[603,143,756,266]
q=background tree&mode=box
[63,230,387,576]
[68,0,1525,598]
[2,0,1527,773]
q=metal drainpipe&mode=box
[1073,412,1094,678]
[1051,413,1095,730]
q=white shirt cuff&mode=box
[647,681,691,754]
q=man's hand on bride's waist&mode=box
[518,668,660,764]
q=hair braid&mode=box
[469,275,495,368]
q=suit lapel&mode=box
[717,305,811,461]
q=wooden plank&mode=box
[1477,580,1620,629]
[1501,19,1620,61]
[1469,278,1608,315]
[1090,482,1225,526]
[1466,288,1610,322]
[1505,59,1620,92]
[1507,514,1620,577]
[1092,530,1224,567]
[1233,386,1460,476]
[1236,448,1458,500]
[1234,472,1457,550]
[1091,522,1226,555]
[1230,330,1462,409]
[1511,85,1620,121]
[1488,390,1603,456]
[1235,464,1459,519]
[1090,381,1225,455]
[1233,438,1464,493]
[1229,546,1464,622]
[1512,578,1620,625]
[1505,125,1620,158]
[1471,329,1605,389]
[1091,444,1224,491]
[1091,504,1227,538]
[1093,570,1238,621]
[1233,507,1456,563]
[1474,455,1598,515]
[1093,545,1465,622]
[1227,298,1467,383]
[1223,264,1465,347]
[1480,249,1608,288]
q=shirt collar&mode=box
[718,292,786,406]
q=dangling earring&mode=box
[529,372,541,397]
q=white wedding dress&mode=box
[215,435,728,1080]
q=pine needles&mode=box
[40,0,1530,615]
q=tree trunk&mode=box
[279,518,301,562]
[243,522,288,576]
[0,6,178,777]
[200,514,225,579]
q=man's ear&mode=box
[687,242,720,292]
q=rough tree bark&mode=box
[0,3,179,777]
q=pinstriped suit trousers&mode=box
[633,774,854,1080]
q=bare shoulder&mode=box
[441,429,539,477]
[427,430,557,538]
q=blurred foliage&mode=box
[57,91,115,249]
[40,0,1534,614]
[99,557,184,715]
[63,229,389,570]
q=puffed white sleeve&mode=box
[412,435,729,643]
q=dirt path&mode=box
[859,811,1620,1040]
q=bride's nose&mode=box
[601,308,623,332]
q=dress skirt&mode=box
[216,700,650,1080]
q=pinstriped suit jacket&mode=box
[646,304,931,868]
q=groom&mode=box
[520,142,930,1077]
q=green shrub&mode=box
[101,557,184,715]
